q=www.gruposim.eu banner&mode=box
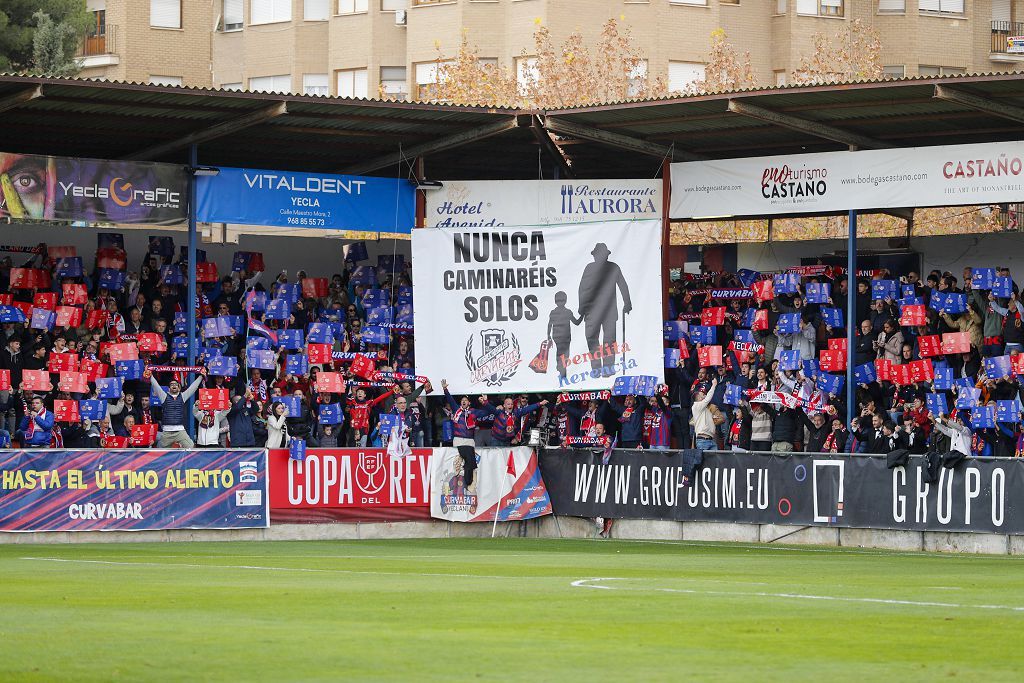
[0,449,267,532]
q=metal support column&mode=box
[845,209,857,422]
[186,144,199,440]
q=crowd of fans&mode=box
[0,235,1018,460]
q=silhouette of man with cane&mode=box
[578,243,632,374]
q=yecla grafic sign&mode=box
[429,447,551,523]
[412,220,664,393]
[196,166,415,236]
[670,140,1024,219]
[540,450,1024,534]
[426,179,662,228]
[0,151,187,225]
[0,449,268,532]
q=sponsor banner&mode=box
[671,140,1024,219]
[0,152,187,225]
[412,220,664,393]
[426,179,662,227]
[0,449,267,532]
[196,166,415,236]
[429,447,552,523]
[540,450,1024,534]
[268,448,431,510]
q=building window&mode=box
[337,68,369,98]
[515,56,539,95]
[776,0,787,13]
[338,0,369,12]
[150,0,181,28]
[223,0,243,29]
[221,82,243,90]
[668,61,705,92]
[249,74,292,92]
[380,66,408,98]
[305,0,329,19]
[796,0,843,16]
[414,61,451,99]
[720,0,740,4]
[878,0,904,12]
[919,0,963,14]
[412,0,450,5]
[150,75,183,86]
[919,65,965,76]
[382,0,408,9]
[774,70,787,86]
[251,0,292,24]
[670,1,708,5]
[303,73,329,95]
[627,60,647,97]
[882,65,905,77]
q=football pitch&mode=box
[1,538,1021,682]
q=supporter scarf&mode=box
[728,420,740,445]
[556,390,610,404]
[453,407,476,430]
[250,378,268,402]
[140,409,152,425]
[581,409,598,436]
[201,410,215,428]
[49,426,63,448]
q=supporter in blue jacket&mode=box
[228,391,259,447]
[485,396,547,447]
[442,379,492,447]
[607,395,645,448]
[15,395,54,447]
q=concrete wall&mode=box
[3,517,1019,554]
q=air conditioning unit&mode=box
[395,9,407,26]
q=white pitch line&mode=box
[607,539,1024,560]
[18,557,559,581]
[569,578,1024,612]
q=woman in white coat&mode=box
[193,405,230,447]
[266,401,290,448]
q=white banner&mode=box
[670,140,1024,219]
[412,220,664,394]
[429,446,551,522]
[426,179,662,227]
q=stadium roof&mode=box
[1,72,1024,179]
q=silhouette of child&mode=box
[547,291,582,378]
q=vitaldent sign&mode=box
[426,179,662,228]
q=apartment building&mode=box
[77,1,1024,97]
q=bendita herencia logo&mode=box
[760,164,828,200]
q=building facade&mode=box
[77,1,1024,96]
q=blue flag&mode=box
[55,257,83,278]
[367,306,393,325]
[247,349,276,370]
[612,376,659,396]
[306,323,333,344]
[278,329,304,350]
[98,268,126,291]
[737,269,760,287]
[114,360,145,380]
[207,356,239,377]
[802,359,820,380]
[277,283,301,304]
[816,373,844,396]
[0,306,26,323]
[777,313,801,334]
[346,242,369,262]
[724,383,744,406]
[926,393,948,417]
[265,299,291,321]
[996,399,1023,423]
[351,266,377,286]
[805,282,830,304]
[664,348,680,369]
[286,354,309,376]
[854,362,877,385]
[970,405,996,429]
[778,350,800,371]
[984,355,1012,379]
[96,377,123,399]
[821,307,844,328]
[362,325,390,345]
[955,387,981,409]
[318,403,345,425]
[871,279,897,300]
[773,273,799,295]
[992,276,1013,298]
[79,399,108,421]
[972,268,996,290]
[932,366,954,390]
[276,395,302,417]
[688,325,716,345]
[663,321,688,341]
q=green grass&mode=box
[0,538,1021,682]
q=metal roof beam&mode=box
[933,84,1024,125]
[342,115,528,175]
[727,99,893,150]
[123,102,288,160]
[0,85,43,116]
[531,115,574,179]
[542,116,704,161]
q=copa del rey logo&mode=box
[760,164,828,201]
[559,183,658,216]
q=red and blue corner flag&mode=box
[506,451,516,477]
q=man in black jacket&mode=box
[798,410,830,453]
[763,404,798,452]
[856,412,891,454]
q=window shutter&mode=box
[919,0,941,11]
[821,0,841,7]
[939,0,963,12]
[796,0,817,14]
[304,0,329,20]
[992,0,1011,22]
[251,0,272,23]
[151,0,181,28]
[668,62,705,91]
[777,0,787,13]
[224,0,243,27]
[878,0,904,11]
[382,0,408,9]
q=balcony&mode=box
[76,25,119,69]
[991,21,1024,62]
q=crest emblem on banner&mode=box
[356,452,387,495]
[465,328,521,387]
